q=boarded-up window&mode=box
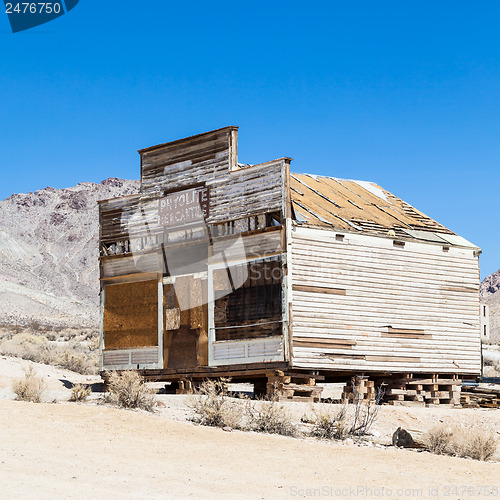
[214,256,282,341]
[104,280,158,349]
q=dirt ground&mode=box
[1,356,500,499]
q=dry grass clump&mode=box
[311,404,349,440]
[12,366,46,403]
[425,424,498,461]
[248,399,296,437]
[483,348,500,377]
[0,330,99,375]
[58,350,95,374]
[191,379,243,429]
[191,379,298,436]
[105,371,157,412]
[311,389,383,441]
[455,427,498,461]
[425,425,453,455]
[191,379,296,436]
[70,384,92,402]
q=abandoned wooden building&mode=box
[98,126,482,404]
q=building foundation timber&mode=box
[98,126,482,402]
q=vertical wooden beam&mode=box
[229,127,238,171]
[99,286,105,372]
[281,158,293,365]
[157,279,164,369]
[283,218,294,364]
[207,264,215,366]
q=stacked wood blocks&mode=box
[342,377,376,402]
[383,375,462,407]
[176,378,195,395]
[266,372,323,402]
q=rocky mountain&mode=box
[0,178,139,330]
[481,269,500,343]
[481,269,500,297]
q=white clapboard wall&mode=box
[290,225,481,375]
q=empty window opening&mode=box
[213,256,282,341]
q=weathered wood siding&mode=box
[101,253,160,278]
[207,160,286,223]
[140,127,237,196]
[290,226,481,375]
[211,228,282,263]
[100,127,288,254]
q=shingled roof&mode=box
[290,173,477,248]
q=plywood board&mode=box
[164,308,180,330]
[167,327,198,369]
[103,280,158,349]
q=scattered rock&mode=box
[392,427,427,449]
[393,427,418,448]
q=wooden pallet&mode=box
[382,376,462,406]
[266,371,323,402]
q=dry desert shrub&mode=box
[248,399,297,437]
[105,371,157,412]
[1,333,53,365]
[310,395,382,441]
[0,330,99,375]
[425,424,454,455]
[349,387,384,437]
[191,379,296,435]
[57,349,96,375]
[191,378,243,429]
[452,427,498,461]
[70,383,92,402]
[425,424,498,461]
[12,366,46,403]
[311,404,349,440]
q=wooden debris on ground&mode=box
[460,385,500,408]
[382,375,462,407]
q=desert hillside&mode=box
[481,269,500,343]
[0,178,138,331]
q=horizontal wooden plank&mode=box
[293,345,480,360]
[381,332,433,339]
[292,231,477,263]
[292,284,346,295]
[386,327,425,335]
[292,329,478,346]
[365,355,421,363]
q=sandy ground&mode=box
[1,356,500,499]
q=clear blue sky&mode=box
[1,1,498,279]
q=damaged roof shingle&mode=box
[290,173,476,246]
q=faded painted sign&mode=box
[159,187,209,228]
